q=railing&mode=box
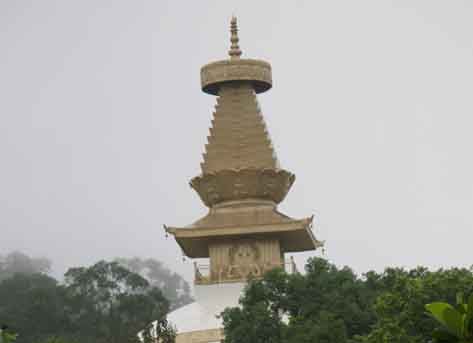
[194,256,299,285]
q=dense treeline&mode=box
[0,252,191,343]
[222,257,473,343]
[3,252,473,342]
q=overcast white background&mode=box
[1,1,472,281]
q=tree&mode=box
[0,257,179,343]
[116,257,193,310]
[222,259,379,343]
[0,251,51,283]
[64,260,173,343]
[358,267,473,343]
[0,274,68,343]
[222,258,473,343]
[221,271,286,343]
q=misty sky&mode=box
[1,1,472,282]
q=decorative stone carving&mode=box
[190,168,295,208]
[227,241,261,279]
[200,239,284,284]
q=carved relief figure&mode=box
[227,241,261,279]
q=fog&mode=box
[1,1,472,282]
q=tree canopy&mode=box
[116,257,192,310]
[4,251,473,343]
[0,253,178,343]
[0,273,68,343]
[222,257,473,343]
[64,260,172,343]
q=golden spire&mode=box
[192,17,294,208]
[228,16,242,59]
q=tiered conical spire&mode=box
[190,17,293,208]
[201,84,278,173]
[201,17,278,173]
[191,17,294,207]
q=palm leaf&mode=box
[426,302,464,338]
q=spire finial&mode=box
[228,16,242,59]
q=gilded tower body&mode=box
[165,18,322,342]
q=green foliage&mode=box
[222,258,473,343]
[0,253,176,343]
[425,293,473,342]
[64,260,172,343]
[116,257,193,310]
[222,260,379,343]
[0,326,18,343]
[0,274,68,343]
[359,267,473,343]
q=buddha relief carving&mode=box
[226,241,261,279]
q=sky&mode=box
[1,0,472,282]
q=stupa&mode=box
[165,17,323,343]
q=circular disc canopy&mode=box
[200,59,272,95]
